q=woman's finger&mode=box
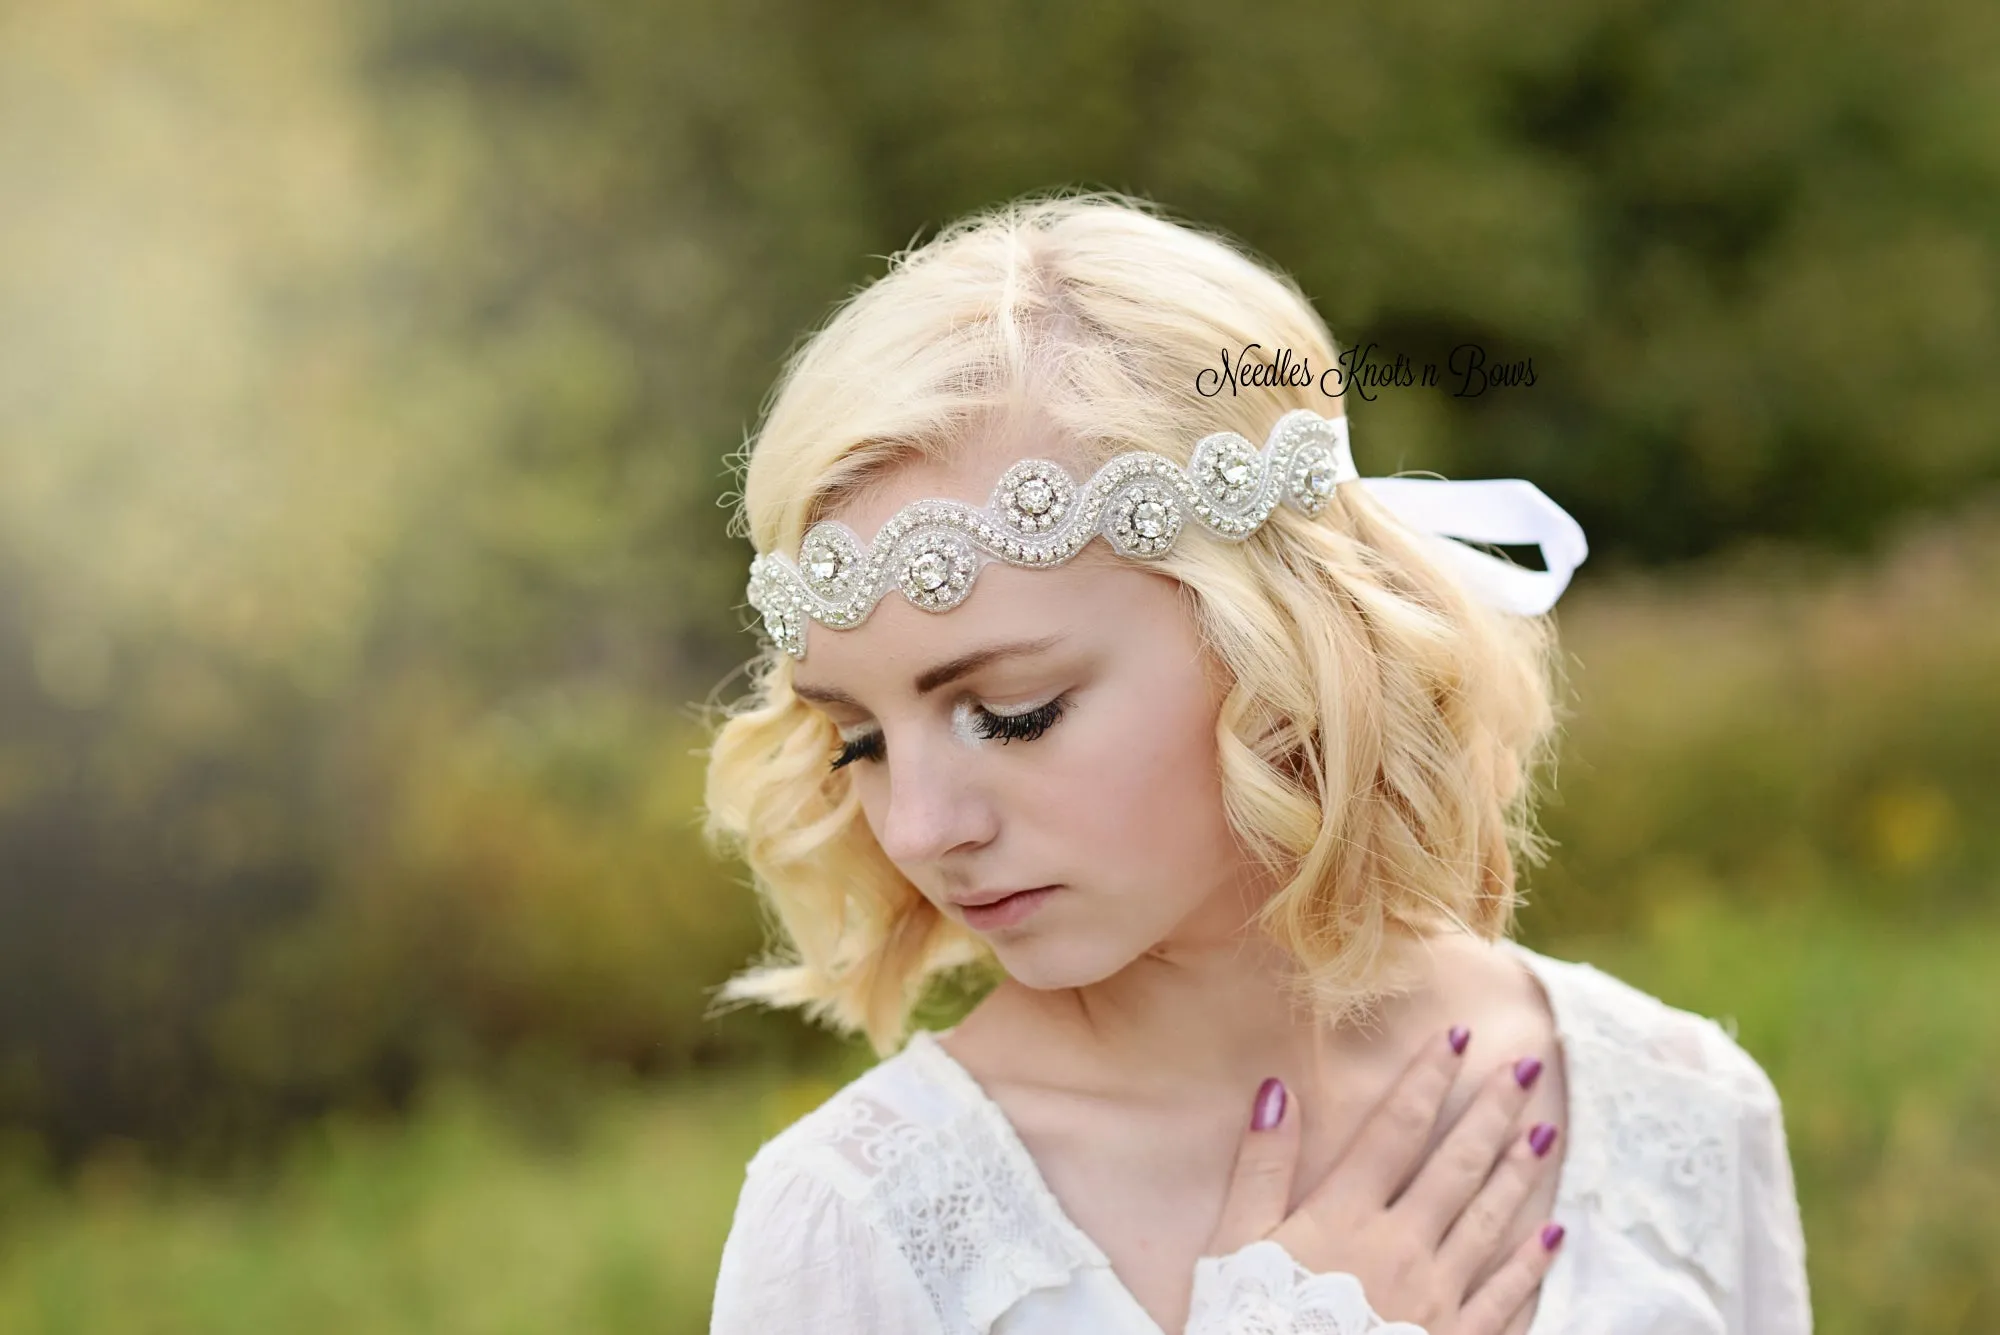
[1455,1218,1564,1335]
[1202,1075,1303,1258]
[1389,1054,1541,1244]
[1435,1117,1560,1289]
[1307,1026,1469,1214]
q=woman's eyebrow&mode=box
[792,633,1069,708]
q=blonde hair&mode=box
[700,189,1572,1058]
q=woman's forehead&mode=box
[794,553,1105,670]
[791,629,1075,710]
[789,548,1166,702]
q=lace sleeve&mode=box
[1710,1037,1813,1334]
[1185,1239,1430,1335]
[709,1157,942,1334]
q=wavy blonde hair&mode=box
[700,190,1572,1059]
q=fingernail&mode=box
[1252,1076,1287,1131]
[1514,1057,1543,1089]
[1528,1122,1559,1157]
[1541,1222,1565,1251]
[1448,1025,1471,1055]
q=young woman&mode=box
[700,192,1811,1334]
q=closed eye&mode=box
[828,695,1071,772]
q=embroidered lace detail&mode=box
[1187,1241,1430,1334]
[1524,950,1750,1300]
[765,1071,1102,1334]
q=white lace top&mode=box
[709,941,1813,1334]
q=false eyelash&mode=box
[828,695,1070,772]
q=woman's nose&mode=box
[872,734,998,865]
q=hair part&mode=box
[699,188,1573,1058]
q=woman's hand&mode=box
[1202,1027,1563,1335]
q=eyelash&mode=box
[827,695,1071,772]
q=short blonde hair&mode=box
[700,190,1572,1058]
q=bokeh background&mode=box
[2,0,1997,1331]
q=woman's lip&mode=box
[954,884,1058,908]
[958,885,1060,929]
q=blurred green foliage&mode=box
[1533,502,2000,935]
[0,1059,775,1334]
[0,10,1996,1325]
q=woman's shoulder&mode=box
[1506,939,1794,1306]
[741,1034,964,1189]
[1503,938,1783,1111]
[715,1044,981,1334]
[726,1032,1105,1335]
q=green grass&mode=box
[0,1056,833,1335]
[0,899,1993,1335]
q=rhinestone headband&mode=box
[745,408,1588,661]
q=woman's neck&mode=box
[967,926,1488,1114]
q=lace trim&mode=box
[1187,1240,1431,1334]
[1512,946,1744,1300]
[770,1073,1103,1334]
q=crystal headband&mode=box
[745,408,1588,661]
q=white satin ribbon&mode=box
[1355,476,1590,616]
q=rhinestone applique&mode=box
[746,409,1357,660]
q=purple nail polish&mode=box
[1252,1077,1287,1131]
[1529,1122,1559,1157]
[1541,1222,1565,1251]
[1514,1057,1543,1089]
[1448,1025,1471,1055]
